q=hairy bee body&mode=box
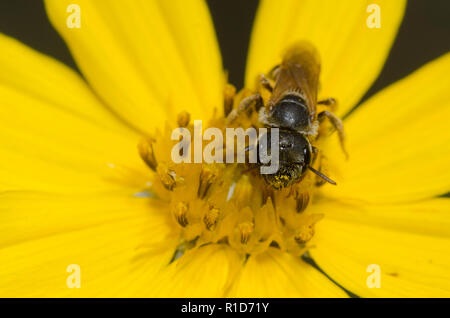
[227,42,344,189]
[259,128,312,189]
[257,43,328,189]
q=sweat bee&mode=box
[226,42,346,190]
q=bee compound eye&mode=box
[303,146,311,165]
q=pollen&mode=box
[203,206,220,231]
[294,225,315,244]
[157,162,177,191]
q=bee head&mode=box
[258,129,312,189]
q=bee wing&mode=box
[269,42,321,116]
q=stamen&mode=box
[203,206,220,231]
[138,138,157,171]
[198,167,217,199]
[173,201,189,227]
[177,111,191,127]
[157,163,177,191]
[238,222,254,244]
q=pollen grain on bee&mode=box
[170,120,280,175]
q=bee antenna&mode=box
[307,166,337,185]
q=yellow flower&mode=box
[0,0,449,297]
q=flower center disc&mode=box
[138,88,333,258]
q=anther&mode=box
[203,206,220,231]
[296,192,310,213]
[294,225,315,245]
[138,138,157,171]
[173,202,189,227]
[177,111,191,127]
[198,167,217,199]
[157,163,177,191]
[238,222,254,244]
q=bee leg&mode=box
[295,192,310,213]
[223,83,236,117]
[268,64,281,80]
[258,73,273,93]
[318,98,337,112]
[226,93,263,125]
[318,110,348,158]
[311,146,319,165]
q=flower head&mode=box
[1,0,449,298]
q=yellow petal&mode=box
[0,34,148,193]
[0,194,177,297]
[148,244,242,297]
[246,0,405,116]
[322,54,450,203]
[0,34,131,132]
[309,200,450,297]
[45,0,224,132]
[312,198,450,239]
[227,248,348,297]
